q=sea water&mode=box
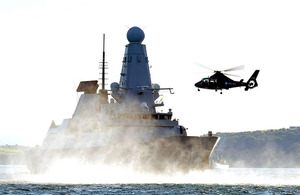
[0,165,300,194]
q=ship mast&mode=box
[99,34,108,105]
[101,34,106,91]
[102,34,106,90]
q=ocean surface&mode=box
[0,165,300,194]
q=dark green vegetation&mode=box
[0,145,29,165]
[213,127,300,168]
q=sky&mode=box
[0,0,300,146]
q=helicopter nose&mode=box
[195,81,201,87]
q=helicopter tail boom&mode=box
[245,70,260,91]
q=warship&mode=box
[26,27,219,174]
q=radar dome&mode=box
[110,82,119,91]
[127,26,145,43]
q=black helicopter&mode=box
[194,64,259,94]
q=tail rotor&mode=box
[245,70,260,91]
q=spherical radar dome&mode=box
[127,27,145,43]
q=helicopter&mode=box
[194,64,260,94]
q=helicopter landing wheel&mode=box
[198,89,200,91]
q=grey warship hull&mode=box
[26,27,219,174]
[27,136,218,174]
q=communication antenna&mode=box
[99,34,109,106]
[100,34,107,91]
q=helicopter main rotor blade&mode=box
[195,63,214,71]
[223,65,245,72]
[224,73,240,77]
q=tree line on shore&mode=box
[212,127,300,168]
[0,145,29,165]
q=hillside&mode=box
[212,127,300,168]
[0,145,29,165]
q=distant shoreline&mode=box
[212,127,300,168]
[1,127,300,167]
[0,145,29,165]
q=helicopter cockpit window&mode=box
[202,78,209,83]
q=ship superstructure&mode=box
[26,27,219,173]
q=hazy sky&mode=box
[1,0,300,145]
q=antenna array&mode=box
[99,34,108,91]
